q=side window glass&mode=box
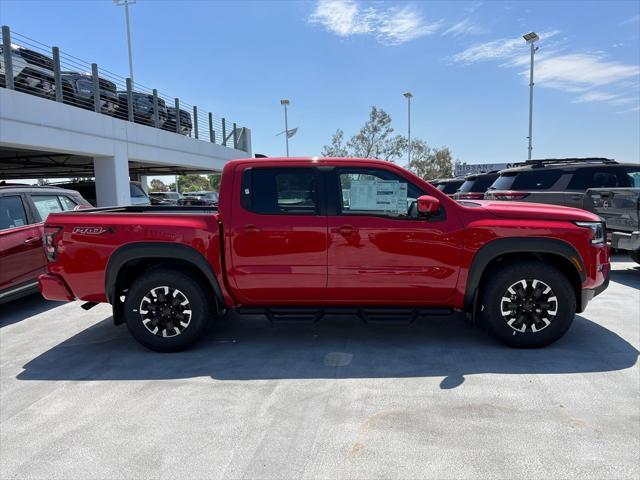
[622,167,640,187]
[58,196,77,210]
[338,168,423,218]
[31,195,63,222]
[245,168,318,215]
[0,196,28,230]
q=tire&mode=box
[123,269,212,352]
[480,260,576,348]
[629,249,640,265]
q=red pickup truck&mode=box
[39,157,610,352]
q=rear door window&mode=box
[243,168,318,215]
[31,195,64,221]
[567,167,628,190]
[0,196,28,230]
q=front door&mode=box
[229,166,328,304]
[326,167,464,305]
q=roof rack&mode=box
[519,158,617,168]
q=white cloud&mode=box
[308,0,372,36]
[451,31,559,63]
[533,53,640,90]
[443,17,487,38]
[452,32,640,111]
[621,14,640,25]
[308,0,441,45]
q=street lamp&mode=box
[403,92,413,165]
[280,99,290,157]
[523,31,539,160]
[114,0,136,86]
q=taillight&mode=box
[43,226,62,261]
[488,191,529,201]
[456,192,485,200]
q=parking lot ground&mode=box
[1,257,638,480]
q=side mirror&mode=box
[416,195,440,215]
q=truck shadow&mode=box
[1,294,65,328]
[609,266,640,290]
[17,312,639,389]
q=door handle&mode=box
[24,236,41,245]
[242,224,260,235]
[336,224,357,235]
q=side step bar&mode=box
[236,307,453,324]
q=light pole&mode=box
[280,99,290,157]
[523,31,539,160]
[403,92,413,165]
[114,0,136,85]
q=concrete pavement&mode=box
[1,257,638,479]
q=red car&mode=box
[39,157,610,351]
[0,184,91,303]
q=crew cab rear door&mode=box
[228,166,328,304]
[326,166,464,304]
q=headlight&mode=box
[575,221,605,244]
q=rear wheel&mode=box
[480,261,576,348]
[123,269,212,352]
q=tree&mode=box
[207,174,222,191]
[321,129,348,157]
[346,107,406,162]
[149,178,168,192]
[407,140,454,180]
[177,174,210,193]
[321,105,454,180]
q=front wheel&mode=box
[480,261,576,348]
[123,269,212,352]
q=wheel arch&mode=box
[105,243,225,323]
[465,237,586,314]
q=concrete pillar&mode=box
[237,127,252,156]
[139,175,149,194]
[93,147,131,207]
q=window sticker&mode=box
[349,180,408,215]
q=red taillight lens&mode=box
[43,226,62,262]
[456,192,485,200]
[489,191,529,201]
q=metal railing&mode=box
[0,25,249,151]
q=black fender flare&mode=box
[105,242,224,307]
[464,237,586,311]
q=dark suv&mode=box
[60,71,119,115]
[0,44,55,99]
[453,171,500,200]
[116,91,168,127]
[162,107,193,136]
[432,178,465,197]
[0,184,91,303]
[485,158,640,208]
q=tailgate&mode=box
[583,188,640,232]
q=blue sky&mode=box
[1,0,639,166]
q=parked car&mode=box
[453,171,500,200]
[60,71,119,115]
[116,91,168,127]
[178,191,219,206]
[54,181,150,207]
[432,177,465,197]
[0,44,55,99]
[161,107,192,136]
[149,191,180,205]
[0,184,91,303]
[485,158,640,208]
[583,187,640,264]
[39,157,609,352]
